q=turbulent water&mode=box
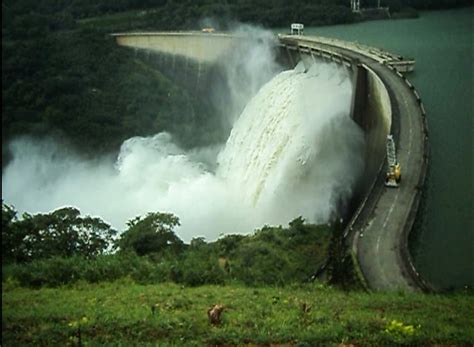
[2,59,364,242]
[217,63,364,221]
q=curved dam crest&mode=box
[110,31,429,292]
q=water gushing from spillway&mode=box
[2,61,364,242]
[217,62,365,223]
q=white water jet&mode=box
[218,61,365,223]
[2,60,364,242]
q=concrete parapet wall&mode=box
[279,34,414,73]
[362,64,392,179]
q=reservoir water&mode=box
[292,8,473,290]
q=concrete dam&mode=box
[111,31,430,292]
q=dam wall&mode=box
[119,31,395,235]
[111,32,429,292]
[358,65,392,185]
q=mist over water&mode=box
[215,25,283,125]
[2,30,364,242]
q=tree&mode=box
[2,203,117,263]
[2,201,23,263]
[177,248,226,286]
[118,212,184,256]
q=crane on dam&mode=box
[385,134,401,187]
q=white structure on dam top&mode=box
[351,0,361,12]
[290,23,304,35]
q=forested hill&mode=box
[3,0,472,28]
[2,0,472,165]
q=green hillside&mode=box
[3,281,473,346]
[3,203,473,345]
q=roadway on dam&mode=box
[354,63,425,291]
[358,65,426,291]
[281,36,429,291]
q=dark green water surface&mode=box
[285,8,473,289]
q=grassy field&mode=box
[2,280,473,346]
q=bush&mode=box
[4,257,82,287]
[232,242,290,286]
[2,215,333,288]
[2,203,117,264]
[175,247,227,286]
[118,212,184,257]
[2,253,173,288]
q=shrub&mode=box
[175,248,227,286]
[2,253,174,287]
[118,212,184,256]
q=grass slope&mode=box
[3,281,473,346]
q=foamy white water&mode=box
[2,61,364,242]
[218,62,364,222]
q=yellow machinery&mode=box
[385,134,401,188]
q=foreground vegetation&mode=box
[2,202,337,288]
[3,280,473,346]
[3,202,473,345]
